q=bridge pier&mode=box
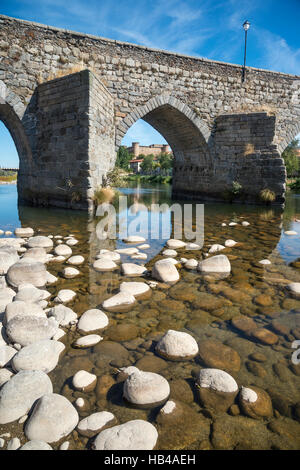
[18,70,115,211]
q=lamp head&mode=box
[243,20,250,31]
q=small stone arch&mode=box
[0,80,32,166]
[115,94,211,150]
[277,120,300,155]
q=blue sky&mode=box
[1,0,300,167]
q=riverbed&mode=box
[0,183,299,450]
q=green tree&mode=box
[140,154,155,173]
[282,139,299,177]
[158,152,173,173]
[115,146,132,170]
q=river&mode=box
[0,182,299,450]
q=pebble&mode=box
[93,258,117,272]
[74,335,102,348]
[67,255,84,265]
[54,244,72,257]
[12,340,65,373]
[27,236,53,249]
[77,411,116,437]
[123,236,146,243]
[198,254,231,273]
[119,281,150,298]
[166,239,186,249]
[156,329,198,360]
[72,370,97,392]
[102,292,136,311]
[121,263,147,277]
[77,309,109,332]
[152,259,179,284]
[209,244,225,254]
[6,316,59,347]
[62,267,80,279]
[54,289,76,303]
[7,437,21,450]
[225,239,237,247]
[14,227,34,238]
[49,305,77,326]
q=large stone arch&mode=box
[115,95,213,198]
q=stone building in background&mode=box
[127,142,171,158]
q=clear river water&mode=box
[0,182,299,450]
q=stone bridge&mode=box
[0,14,300,210]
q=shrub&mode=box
[231,181,243,195]
[93,187,116,205]
[259,188,276,203]
[289,177,300,193]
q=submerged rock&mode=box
[93,420,158,450]
[12,340,64,373]
[7,260,48,288]
[0,246,19,275]
[0,370,53,424]
[123,370,170,407]
[198,255,231,273]
[198,340,241,372]
[20,440,53,450]
[93,258,118,272]
[6,316,58,347]
[77,309,109,332]
[102,292,136,312]
[156,330,199,361]
[119,281,150,298]
[27,236,53,250]
[152,259,179,284]
[77,411,116,437]
[121,263,147,277]
[25,393,79,443]
[166,239,186,249]
[14,227,34,238]
[72,370,97,392]
[48,305,77,326]
[239,386,273,419]
[196,368,238,412]
[4,301,45,324]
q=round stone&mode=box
[156,330,199,361]
[0,345,16,367]
[11,340,65,373]
[0,368,14,387]
[225,239,237,247]
[14,227,34,238]
[162,249,177,257]
[197,368,238,393]
[259,259,271,265]
[123,236,146,243]
[74,335,102,348]
[4,301,46,324]
[6,316,58,347]
[198,340,241,372]
[239,386,273,419]
[77,411,116,437]
[54,289,76,303]
[242,221,250,226]
[25,393,79,443]
[93,258,118,272]
[119,281,150,298]
[27,236,53,250]
[287,282,300,298]
[209,244,225,254]
[0,287,15,312]
[66,238,78,246]
[102,292,136,312]
[0,246,19,275]
[185,243,200,250]
[93,420,158,450]
[22,248,48,263]
[20,440,53,450]
[121,263,147,277]
[62,267,80,279]
[67,256,84,265]
[115,247,139,255]
[251,328,278,345]
[72,370,97,392]
[0,370,53,424]
[284,231,297,235]
[54,244,72,257]
[198,255,231,273]
[152,259,179,284]
[123,370,170,407]
[166,239,186,249]
[77,309,109,332]
[7,260,48,288]
[14,286,44,303]
[96,251,120,262]
[184,258,198,269]
[48,304,77,326]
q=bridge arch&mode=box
[116,95,214,197]
[0,81,32,169]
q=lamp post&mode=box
[242,20,250,82]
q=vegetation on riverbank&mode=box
[125,174,172,184]
[0,171,17,183]
[288,177,300,193]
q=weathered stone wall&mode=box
[0,14,300,208]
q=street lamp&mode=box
[242,20,250,82]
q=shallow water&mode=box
[0,183,300,450]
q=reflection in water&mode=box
[0,183,300,450]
